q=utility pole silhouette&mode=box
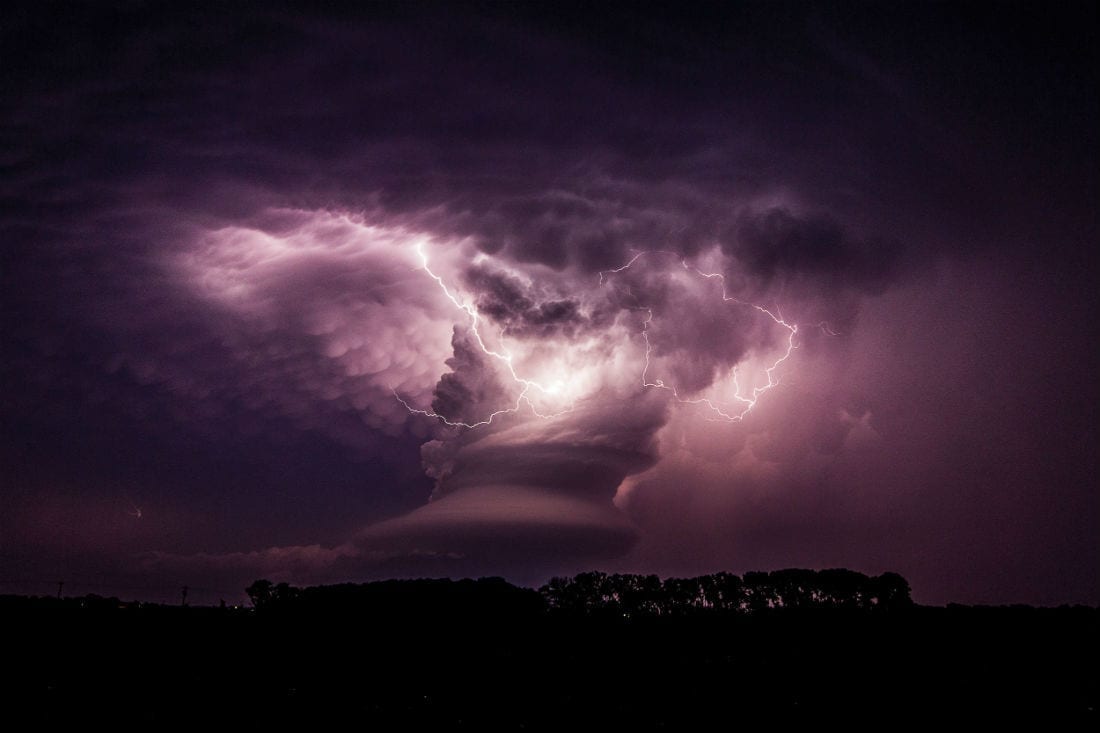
[56,581,64,599]
[181,585,188,607]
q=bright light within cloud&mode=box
[177,208,824,445]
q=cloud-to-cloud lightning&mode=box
[4,1,1094,609]
[393,242,579,428]
[603,252,802,423]
[399,245,820,429]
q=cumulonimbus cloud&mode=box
[160,196,876,572]
[8,3,1091,604]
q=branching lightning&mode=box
[599,252,800,422]
[393,243,577,428]
[398,244,832,429]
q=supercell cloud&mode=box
[1,2,1096,604]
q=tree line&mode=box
[540,568,911,616]
[245,568,913,617]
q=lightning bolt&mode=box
[393,242,577,428]
[597,249,681,284]
[609,252,800,422]
[399,244,833,429]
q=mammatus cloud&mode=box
[365,210,881,568]
[153,196,878,575]
[178,212,459,441]
[3,3,1094,605]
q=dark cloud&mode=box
[464,265,586,338]
[1,2,1096,604]
[726,208,901,295]
[430,329,508,426]
[357,485,638,574]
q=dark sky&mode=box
[2,1,1096,606]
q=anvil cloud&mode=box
[1,2,1096,605]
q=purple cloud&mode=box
[1,2,1095,606]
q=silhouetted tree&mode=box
[743,571,776,612]
[663,576,703,615]
[621,574,664,617]
[871,572,913,610]
[602,572,660,611]
[709,572,746,612]
[770,569,818,609]
[246,579,274,609]
[272,581,300,605]
[541,576,574,612]
[508,568,909,617]
[818,569,869,608]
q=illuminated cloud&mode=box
[176,213,461,439]
[1,2,1095,605]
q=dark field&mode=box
[3,575,1096,726]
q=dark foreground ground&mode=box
[2,586,1096,726]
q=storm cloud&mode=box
[1,2,1096,605]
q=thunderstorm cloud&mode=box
[1,2,1096,604]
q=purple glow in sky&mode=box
[1,1,1096,606]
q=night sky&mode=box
[2,1,1096,606]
